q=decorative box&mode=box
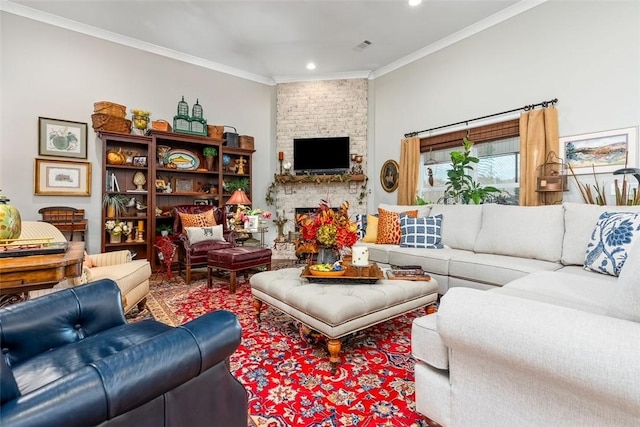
[239,135,254,150]
[152,120,172,132]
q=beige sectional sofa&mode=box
[361,203,640,425]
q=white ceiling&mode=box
[3,0,543,84]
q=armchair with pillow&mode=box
[173,205,235,284]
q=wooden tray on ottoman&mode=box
[301,263,384,284]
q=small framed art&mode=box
[38,117,88,159]
[34,158,91,196]
[380,159,399,193]
[132,156,147,167]
[175,178,193,193]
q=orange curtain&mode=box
[519,108,559,206]
[397,137,421,205]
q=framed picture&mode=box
[380,159,399,193]
[132,156,147,167]
[34,158,91,196]
[194,199,211,206]
[559,127,637,175]
[244,215,260,232]
[175,178,193,193]
[38,117,88,159]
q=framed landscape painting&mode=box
[38,117,88,159]
[559,127,637,175]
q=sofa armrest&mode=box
[89,250,132,267]
[438,288,640,413]
[0,310,243,427]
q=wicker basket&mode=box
[91,113,131,133]
[207,125,224,139]
[93,101,126,118]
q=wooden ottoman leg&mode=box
[207,266,213,288]
[229,271,237,293]
[327,339,342,375]
[253,299,263,323]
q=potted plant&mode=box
[444,137,501,204]
[223,177,250,194]
[203,146,218,171]
[156,223,173,237]
[103,194,130,218]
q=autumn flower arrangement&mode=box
[296,200,358,251]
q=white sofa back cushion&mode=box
[607,240,640,322]
[474,204,564,262]
[562,203,640,266]
[378,203,431,218]
[429,204,483,251]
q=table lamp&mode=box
[613,168,640,184]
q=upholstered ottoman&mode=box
[207,247,272,293]
[250,267,438,372]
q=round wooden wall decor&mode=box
[380,159,399,193]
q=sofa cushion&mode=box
[584,211,640,276]
[474,204,564,262]
[354,213,367,240]
[361,214,379,243]
[378,203,431,218]
[399,213,444,249]
[412,314,448,370]
[178,210,216,232]
[493,271,614,314]
[185,225,226,245]
[0,356,20,404]
[87,260,151,296]
[561,203,640,266]
[607,240,640,322]
[449,252,562,287]
[376,208,417,245]
[429,204,483,251]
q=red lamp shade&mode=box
[227,189,252,205]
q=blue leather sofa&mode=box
[0,279,248,427]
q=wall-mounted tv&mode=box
[293,136,350,174]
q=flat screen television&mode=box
[293,136,350,174]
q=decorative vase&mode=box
[106,204,116,218]
[109,232,122,244]
[205,156,214,171]
[316,246,340,265]
[0,193,21,240]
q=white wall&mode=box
[0,13,275,253]
[370,0,640,207]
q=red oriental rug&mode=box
[139,271,441,427]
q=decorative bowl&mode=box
[309,264,346,277]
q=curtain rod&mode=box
[404,98,558,138]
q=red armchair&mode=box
[172,205,235,284]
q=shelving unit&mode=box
[100,130,254,269]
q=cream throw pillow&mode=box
[185,225,226,244]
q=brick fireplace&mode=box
[271,79,369,259]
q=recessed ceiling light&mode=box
[409,0,422,6]
[306,62,316,70]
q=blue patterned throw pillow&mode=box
[584,211,640,276]
[354,213,367,240]
[399,213,444,249]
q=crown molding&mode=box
[370,0,548,79]
[0,0,277,86]
[273,70,372,84]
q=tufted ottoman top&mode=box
[250,267,438,339]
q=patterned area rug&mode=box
[139,269,441,427]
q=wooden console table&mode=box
[0,241,85,306]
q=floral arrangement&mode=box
[296,200,358,250]
[105,220,132,236]
[233,205,272,225]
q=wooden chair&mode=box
[38,206,87,241]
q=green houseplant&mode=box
[445,137,501,204]
[103,194,130,218]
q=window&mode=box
[418,119,521,204]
